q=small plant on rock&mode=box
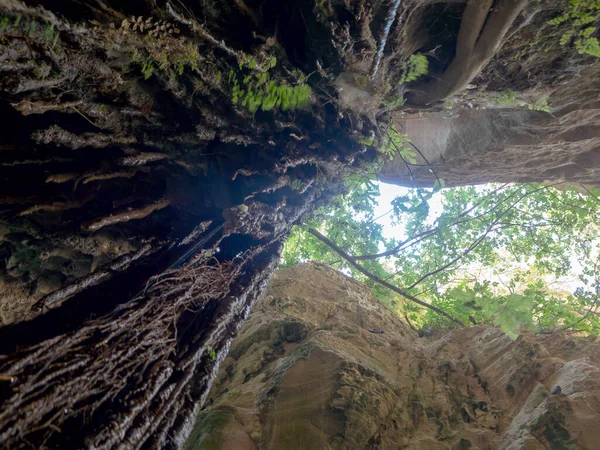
[227,57,311,113]
[549,0,600,57]
[398,53,429,84]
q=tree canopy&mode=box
[282,178,600,338]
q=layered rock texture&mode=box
[381,66,600,188]
[381,2,600,188]
[189,264,600,450]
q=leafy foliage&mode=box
[526,99,551,113]
[491,89,518,105]
[382,126,418,164]
[360,125,417,165]
[549,0,600,57]
[399,53,429,84]
[227,57,311,113]
[282,179,397,301]
[382,94,406,111]
[283,182,600,338]
[207,346,217,361]
[122,16,200,78]
[380,52,429,111]
[0,14,60,49]
[490,90,551,113]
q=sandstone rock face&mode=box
[381,66,600,188]
[187,264,600,450]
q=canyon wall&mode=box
[191,264,600,450]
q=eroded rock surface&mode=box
[189,263,600,450]
[380,2,600,188]
[381,66,600,188]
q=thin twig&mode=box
[354,183,510,260]
[407,140,442,187]
[579,183,600,204]
[387,129,421,191]
[406,183,560,289]
[403,314,419,333]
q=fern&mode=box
[228,66,311,113]
[381,125,417,164]
[549,0,600,57]
[399,53,429,84]
[383,53,429,109]
[382,94,406,111]
[142,57,154,80]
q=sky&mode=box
[371,181,587,294]
[372,181,444,241]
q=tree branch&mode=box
[408,0,527,105]
[406,226,490,290]
[406,183,558,289]
[308,228,464,326]
[353,183,510,260]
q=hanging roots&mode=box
[83,199,171,231]
[0,255,245,448]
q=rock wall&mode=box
[381,70,600,188]
[380,2,600,188]
[189,264,600,450]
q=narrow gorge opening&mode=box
[0,0,600,449]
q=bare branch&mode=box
[406,183,559,289]
[308,228,464,326]
[409,0,527,105]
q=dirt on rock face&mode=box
[189,263,600,450]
